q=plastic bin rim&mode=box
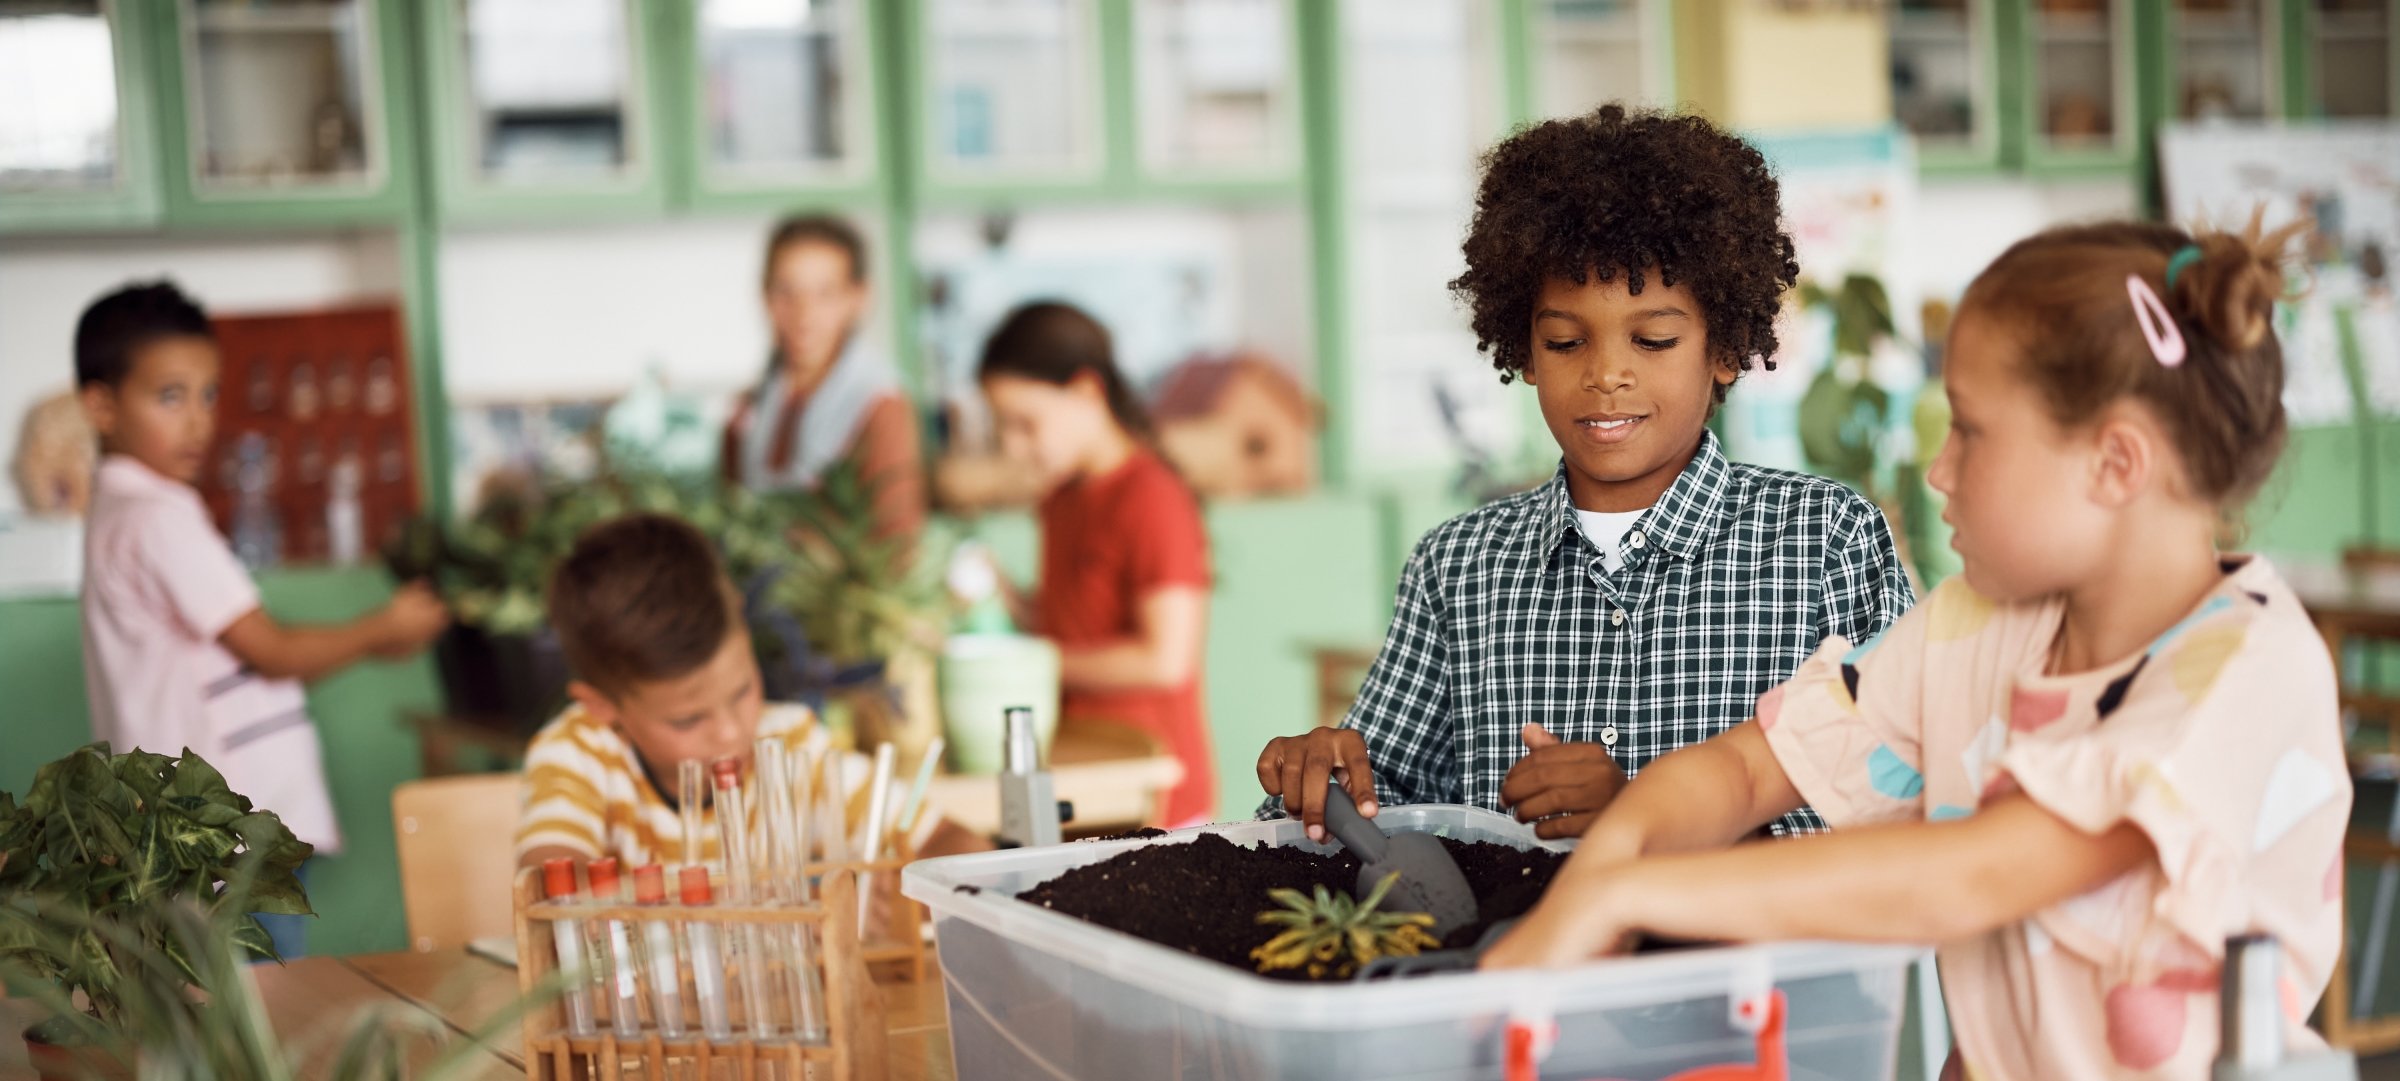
[903,806,1926,1030]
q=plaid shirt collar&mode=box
[1522,429,1735,568]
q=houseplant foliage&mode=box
[389,464,956,747]
[1796,272,1900,499]
[0,743,551,1079]
[762,459,955,758]
[0,744,310,1050]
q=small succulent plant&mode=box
[1250,873,1442,980]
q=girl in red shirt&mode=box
[977,302,1216,827]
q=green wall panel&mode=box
[0,567,439,959]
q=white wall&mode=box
[1895,174,2144,306]
[0,229,402,515]
[436,214,868,405]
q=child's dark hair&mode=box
[977,301,1154,440]
[1959,216,2302,508]
[1450,104,1799,401]
[762,213,868,286]
[547,513,742,698]
[74,280,213,388]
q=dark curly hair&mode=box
[1450,104,1799,400]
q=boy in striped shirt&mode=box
[515,513,969,869]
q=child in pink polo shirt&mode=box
[74,281,449,958]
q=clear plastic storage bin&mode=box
[903,805,1921,1080]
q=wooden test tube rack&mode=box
[809,847,930,983]
[512,866,889,1081]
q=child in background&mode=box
[1259,105,1913,841]
[515,513,977,869]
[75,281,449,958]
[977,302,1216,827]
[722,214,926,542]
[1486,221,2341,1081]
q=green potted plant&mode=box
[764,460,957,762]
[0,743,312,1077]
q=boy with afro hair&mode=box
[1260,105,1913,840]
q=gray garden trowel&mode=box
[1319,780,1478,939]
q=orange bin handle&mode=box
[1505,990,1787,1081]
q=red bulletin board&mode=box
[200,304,420,565]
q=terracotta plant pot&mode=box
[22,1025,131,1081]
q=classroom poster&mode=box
[2159,122,2400,425]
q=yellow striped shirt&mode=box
[514,703,932,868]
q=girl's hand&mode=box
[1479,871,1642,970]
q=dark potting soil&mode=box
[1014,833,1568,981]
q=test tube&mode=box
[679,758,706,868]
[857,743,897,939]
[895,737,945,842]
[815,750,851,865]
[756,740,826,1042]
[713,758,780,1040]
[585,858,645,1039]
[540,859,598,1038]
[680,866,734,1042]
[633,865,686,1040]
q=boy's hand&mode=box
[375,581,450,655]
[1256,728,1379,843]
[1500,723,1628,839]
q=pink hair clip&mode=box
[2126,273,2186,368]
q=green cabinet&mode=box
[1891,0,2389,180]
[1525,0,1675,121]
[910,0,1303,204]
[2018,0,2142,173]
[2289,0,2395,118]
[150,0,416,226]
[0,0,162,231]
[1127,0,1303,191]
[1889,0,2142,175]
[1891,0,2006,170]
[2153,0,2286,124]
[667,0,886,213]
[419,0,673,221]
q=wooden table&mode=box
[924,717,1183,837]
[1,951,956,1081]
[411,711,1183,839]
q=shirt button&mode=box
[1628,532,1646,549]
[1610,609,1627,627]
[1600,725,1619,747]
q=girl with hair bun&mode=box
[1487,217,2343,1081]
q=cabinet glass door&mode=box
[455,0,646,186]
[1533,0,1661,118]
[2312,0,2391,117]
[0,0,154,224]
[1133,0,1297,177]
[693,0,874,188]
[922,0,1102,183]
[2026,0,2134,160]
[178,0,382,195]
[1888,0,1993,163]
[2170,0,2279,120]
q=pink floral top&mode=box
[1760,557,2348,1080]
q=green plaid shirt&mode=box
[1270,431,1914,835]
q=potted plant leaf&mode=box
[0,743,312,1077]
[763,459,956,761]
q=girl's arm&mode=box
[855,396,928,545]
[994,566,1039,633]
[1570,721,1806,863]
[1485,793,2155,968]
[1057,586,1207,691]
